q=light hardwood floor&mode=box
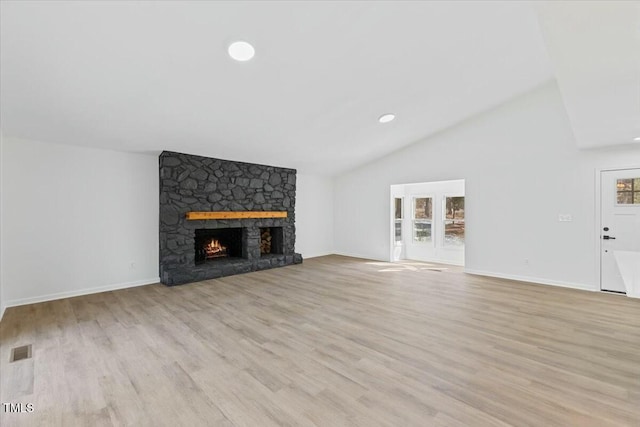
[1,255,639,426]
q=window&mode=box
[617,178,640,205]
[413,197,432,243]
[444,196,465,247]
[394,198,403,242]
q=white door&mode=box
[600,169,640,293]
[391,180,465,265]
[405,195,437,261]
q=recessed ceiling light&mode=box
[228,41,255,62]
[378,113,395,123]
[634,136,640,142]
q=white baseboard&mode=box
[2,277,160,311]
[406,258,465,267]
[332,251,387,262]
[300,251,334,259]
[464,268,596,292]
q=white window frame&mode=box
[442,194,465,248]
[394,197,404,243]
[412,196,433,245]
[615,177,640,206]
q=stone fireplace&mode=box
[159,151,302,286]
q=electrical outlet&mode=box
[524,258,529,265]
[130,262,136,270]
[558,214,573,222]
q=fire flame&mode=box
[204,239,227,258]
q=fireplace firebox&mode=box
[195,228,245,264]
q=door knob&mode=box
[603,235,616,240]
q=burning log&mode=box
[204,239,228,259]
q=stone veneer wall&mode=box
[159,151,302,285]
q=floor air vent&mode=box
[10,344,32,362]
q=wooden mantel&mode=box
[185,211,288,220]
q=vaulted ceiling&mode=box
[535,1,640,149]
[1,1,638,175]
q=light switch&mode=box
[558,214,573,222]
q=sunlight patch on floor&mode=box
[365,261,448,273]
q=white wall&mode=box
[334,81,640,290]
[1,138,159,308]
[0,139,333,309]
[3,81,637,308]
[296,174,334,258]
[0,131,5,319]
